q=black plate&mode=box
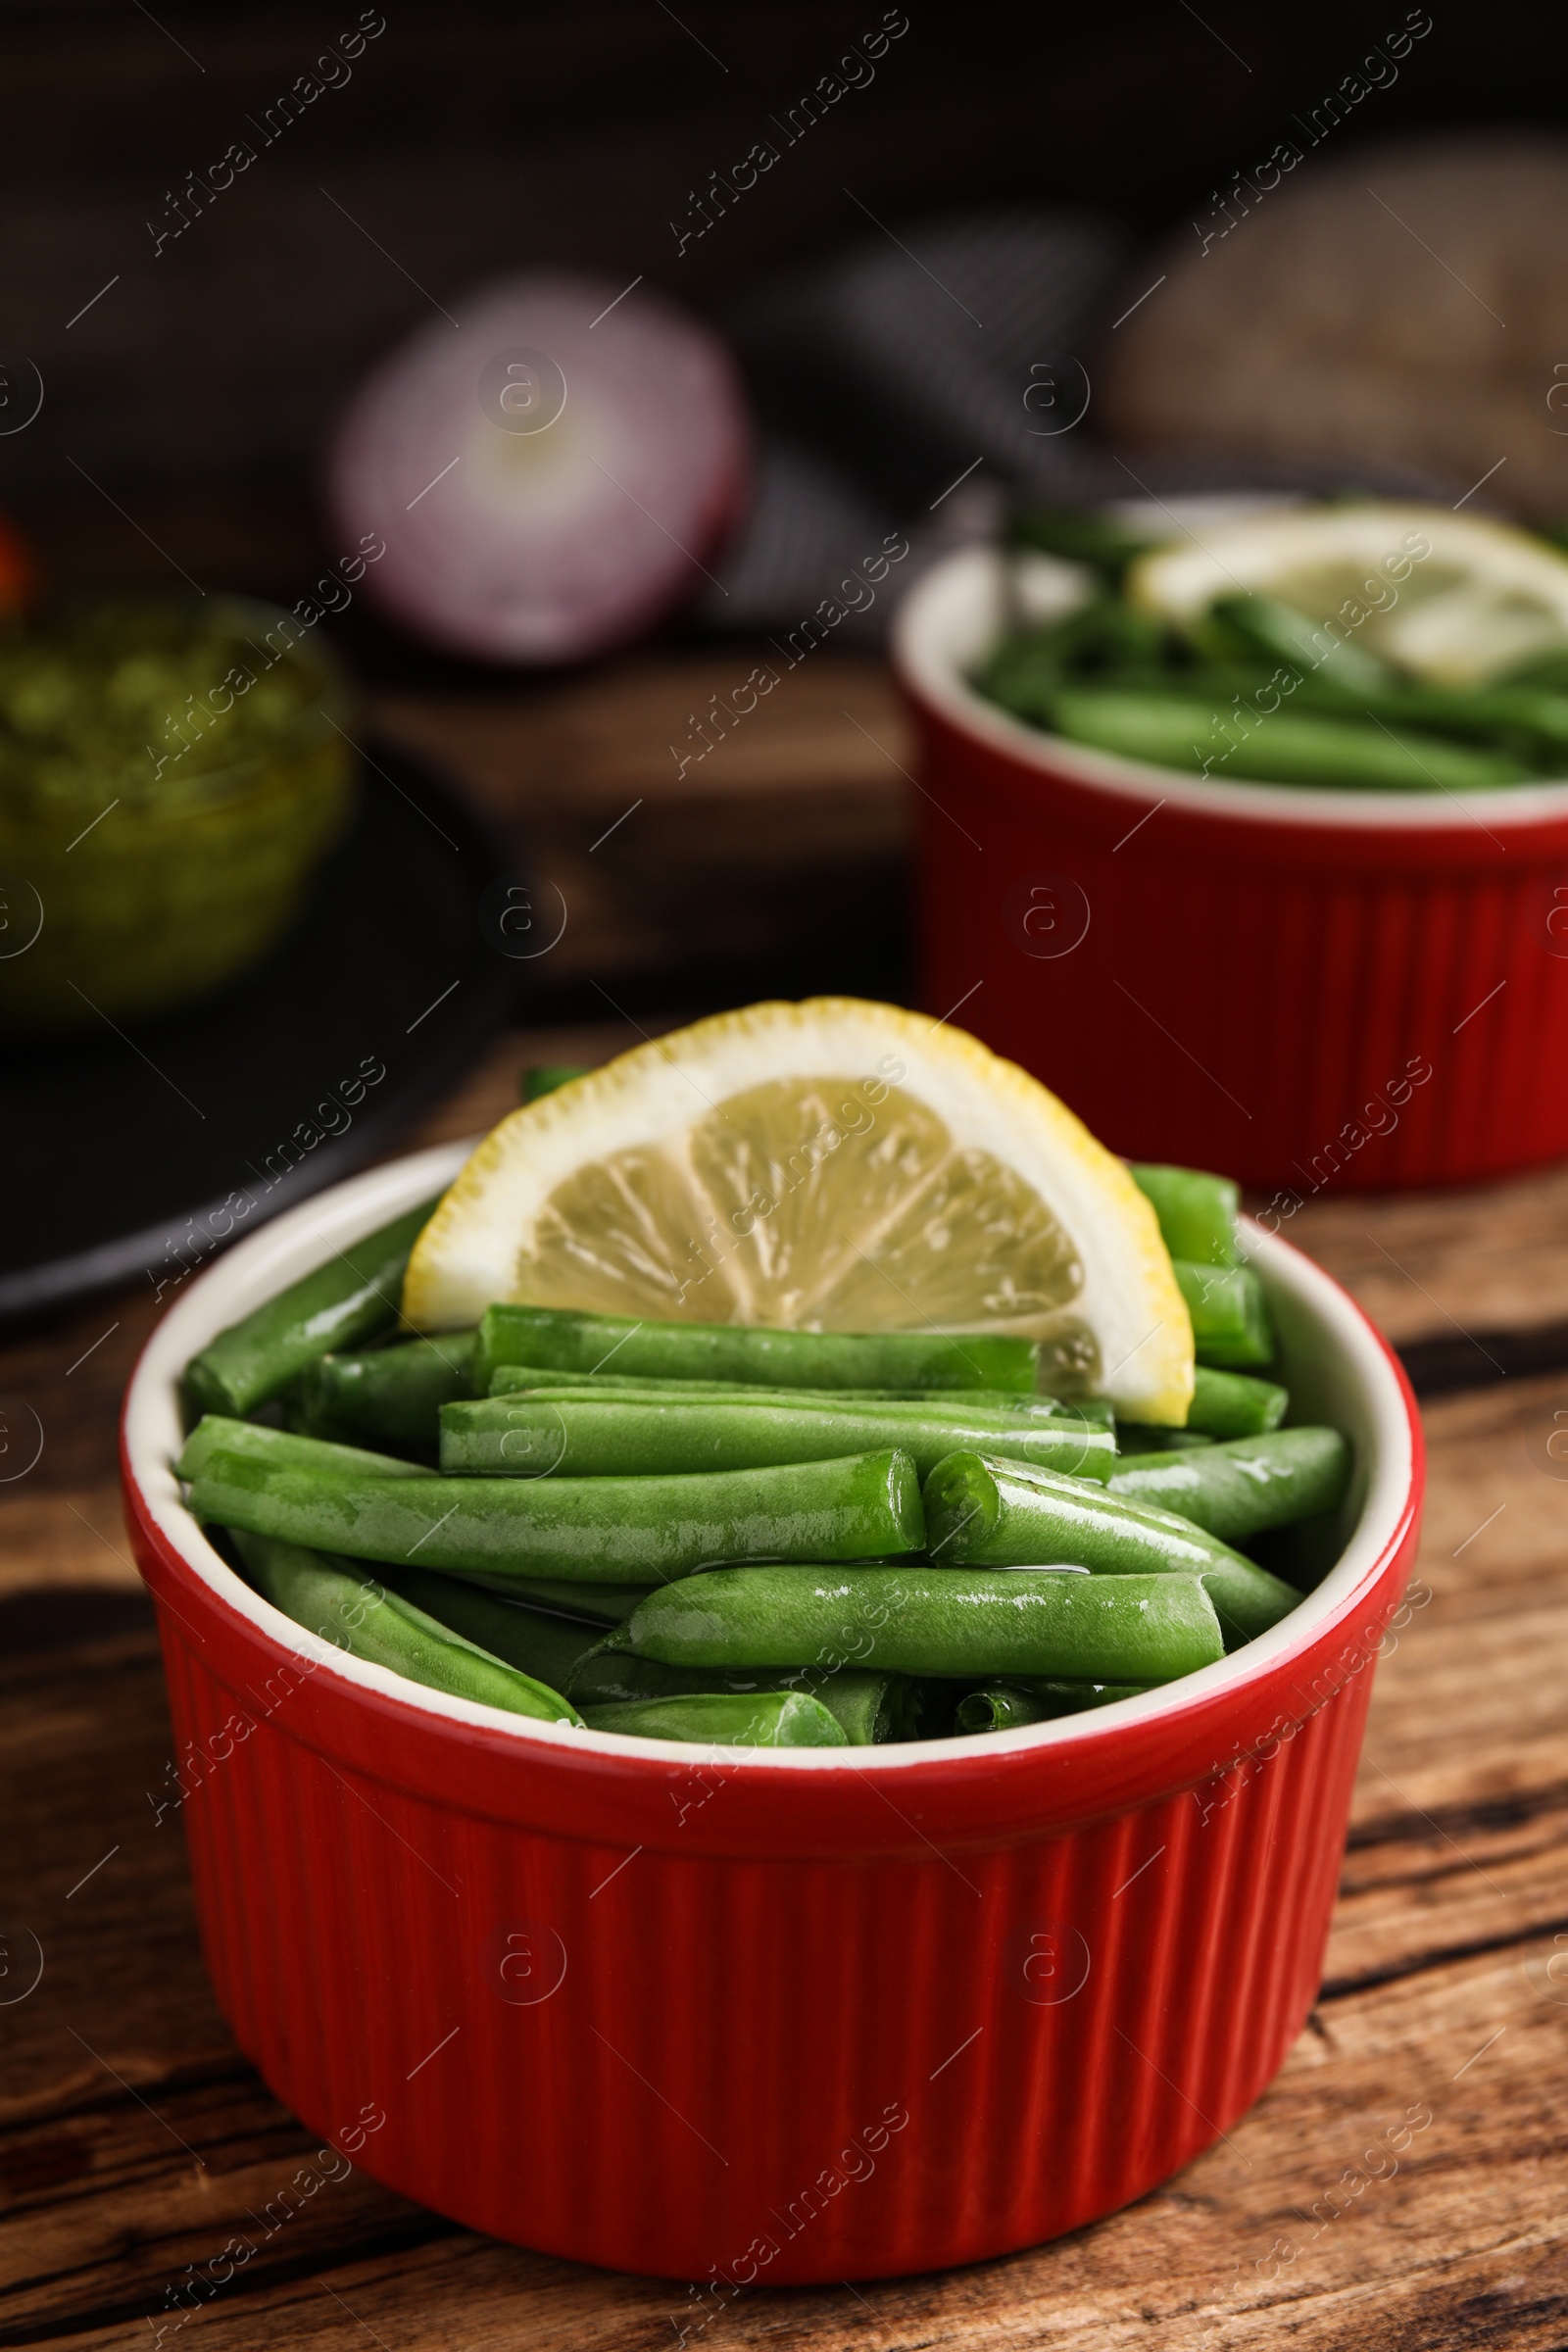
[0,743,521,1326]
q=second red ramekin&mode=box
[122,1145,1422,2282]
[895,547,1568,1194]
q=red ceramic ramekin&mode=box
[895,547,1568,1195]
[122,1144,1423,2283]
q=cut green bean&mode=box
[1129,1162,1239,1267]
[1186,1365,1289,1438]
[923,1452,1257,1576]
[520,1064,591,1102]
[477,1303,1037,1395]
[1050,689,1534,790]
[188,1445,925,1585]
[808,1389,1112,1423]
[1198,1562,1301,1648]
[386,1572,604,1690]
[439,1395,1115,1484]
[487,1376,1103,1423]
[183,1200,439,1419]
[566,1650,906,1743]
[461,1576,653,1623]
[1004,507,1154,580]
[812,1671,914,1744]
[233,1532,582,1724]
[178,1415,424,1486]
[291,1333,478,1451]
[1211,600,1568,751]
[919,1392,1116,1427]
[1108,1428,1350,1544]
[955,1679,1146,1733]
[485,1361,1112,1428]
[620,1565,1224,1684]
[1173,1260,1276,1367]
[579,1691,848,1746]
[489,1362,717,1396]
[1115,1425,1216,1453]
[1299,674,1568,751]
[956,1684,1059,1733]
[1209,593,1397,694]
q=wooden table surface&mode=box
[9,954,1568,2336]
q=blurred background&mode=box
[7,0,1568,1331]
[9,0,1568,997]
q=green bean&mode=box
[1212,602,1568,751]
[1108,1428,1349,1543]
[1186,1365,1289,1437]
[386,1571,603,1690]
[479,1379,1114,1467]
[1114,1425,1216,1453]
[922,1451,1256,1576]
[460,1576,652,1624]
[1003,508,1154,581]
[439,1395,1114,1484]
[477,1303,1037,1394]
[487,1367,831,1401]
[1208,593,1397,694]
[1043,662,1291,706]
[183,1200,438,1419]
[178,1415,424,1485]
[290,1333,478,1452]
[1050,689,1534,790]
[1129,1162,1239,1267]
[187,1445,925,1585]
[956,1683,1057,1733]
[917,1392,1115,1427]
[489,1363,722,1396]
[1198,1563,1301,1648]
[808,1671,913,1743]
[566,1650,906,1743]
[520,1064,591,1102]
[579,1691,848,1746]
[566,1647,733,1710]
[486,1362,1112,1427]
[1329,680,1568,752]
[956,1679,1146,1732]
[233,1532,582,1724]
[1173,1260,1276,1367]
[807,1388,1113,1428]
[1459,681,1568,744]
[619,1565,1225,1684]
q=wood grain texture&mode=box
[372,654,909,994]
[1282,1165,1568,1357]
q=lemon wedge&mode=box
[1129,502,1568,687]
[404,998,1194,1423]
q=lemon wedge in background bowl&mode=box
[403,998,1195,1424]
[1128,502,1568,688]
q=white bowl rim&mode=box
[892,543,1568,835]
[122,1137,1418,1777]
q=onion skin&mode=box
[326,272,752,665]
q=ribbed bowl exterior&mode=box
[126,1475,1416,2283]
[903,650,1568,1195]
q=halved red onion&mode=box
[327,273,751,663]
